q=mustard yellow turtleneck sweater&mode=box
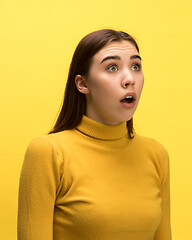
[17,115,172,240]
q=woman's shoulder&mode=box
[133,134,170,183]
[25,130,76,160]
[29,129,74,146]
[133,133,169,157]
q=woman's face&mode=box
[78,40,144,125]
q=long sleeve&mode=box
[17,136,63,240]
[17,117,173,240]
[153,146,172,240]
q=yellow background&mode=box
[0,0,191,239]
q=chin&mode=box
[124,109,137,122]
[112,116,133,125]
[121,114,134,123]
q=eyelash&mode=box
[107,63,141,72]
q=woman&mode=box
[17,29,172,240]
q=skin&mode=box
[75,40,144,125]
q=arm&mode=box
[17,136,63,240]
[154,146,172,240]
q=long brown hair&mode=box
[48,29,140,138]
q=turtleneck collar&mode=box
[75,115,128,140]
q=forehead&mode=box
[94,41,138,60]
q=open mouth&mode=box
[120,96,135,104]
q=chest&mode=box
[55,144,162,235]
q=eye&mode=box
[131,64,141,71]
[107,65,118,72]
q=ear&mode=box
[75,75,89,94]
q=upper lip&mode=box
[120,92,136,102]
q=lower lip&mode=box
[120,100,136,108]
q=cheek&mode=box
[90,83,111,102]
[87,74,113,97]
[137,76,144,93]
[141,77,144,90]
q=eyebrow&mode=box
[100,54,142,64]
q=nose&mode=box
[121,70,135,88]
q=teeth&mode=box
[125,96,133,99]
[120,95,134,103]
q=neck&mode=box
[76,115,128,141]
[84,113,122,126]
